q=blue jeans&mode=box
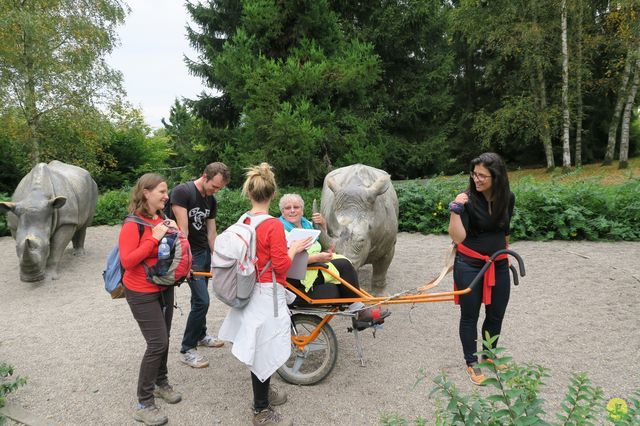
[180,248,211,353]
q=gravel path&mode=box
[0,226,638,425]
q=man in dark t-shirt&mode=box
[171,162,230,368]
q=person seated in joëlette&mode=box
[278,193,361,306]
[278,194,390,327]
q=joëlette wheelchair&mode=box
[196,246,525,385]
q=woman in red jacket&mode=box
[218,163,310,426]
[119,173,181,426]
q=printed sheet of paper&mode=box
[286,228,321,249]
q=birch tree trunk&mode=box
[603,48,633,165]
[619,51,640,169]
[561,0,571,170]
[574,0,584,167]
[536,62,555,170]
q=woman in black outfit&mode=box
[448,152,515,385]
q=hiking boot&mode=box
[268,385,287,406]
[466,363,486,386]
[198,335,224,348]
[253,406,293,426]
[153,384,182,404]
[180,348,209,368]
[133,403,168,426]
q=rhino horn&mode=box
[25,236,39,250]
[326,177,340,194]
[366,175,390,202]
[50,196,67,209]
[0,201,16,214]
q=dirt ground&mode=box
[0,226,638,425]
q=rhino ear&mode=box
[327,177,340,194]
[50,196,67,209]
[367,175,390,202]
[0,201,16,214]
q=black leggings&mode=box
[290,258,360,306]
[453,256,510,365]
[252,372,270,411]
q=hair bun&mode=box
[257,162,272,177]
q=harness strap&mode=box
[454,243,508,305]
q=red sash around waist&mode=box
[453,243,508,305]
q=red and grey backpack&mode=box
[143,228,192,287]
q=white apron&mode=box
[219,282,292,382]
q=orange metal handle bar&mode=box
[191,267,472,305]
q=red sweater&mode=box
[119,214,165,293]
[247,217,291,286]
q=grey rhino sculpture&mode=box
[0,160,98,282]
[320,164,398,290]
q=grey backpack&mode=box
[211,213,275,309]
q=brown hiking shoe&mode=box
[268,385,287,406]
[252,406,293,426]
[466,363,486,386]
[133,404,168,426]
[153,384,182,404]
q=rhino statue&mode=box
[0,160,98,282]
[320,164,398,290]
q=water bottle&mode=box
[157,237,170,275]
[158,237,171,260]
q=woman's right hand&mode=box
[454,192,469,204]
[289,237,313,254]
[151,222,169,241]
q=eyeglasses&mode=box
[283,205,302,211]
[470,171,492,182]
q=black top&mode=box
[460,192,515,262]
[170,181,217,252]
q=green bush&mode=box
[396,177,466,234]
[0,193,9,237]
[92,188,131,226]
[511,177,640,240]
[0,362,26,424]
[88,185,322,231]
[381,336,640,425]
[395,176,640,241]
[2,178,638,241]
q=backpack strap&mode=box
[124,215,154,241]
[240,212,281,317]
[186,180,198,207]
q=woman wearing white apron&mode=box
[219,163,310,426]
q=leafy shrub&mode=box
[381,336,640,425]
[0,193,9,237]
[4,177,637,240]
[0,362,26,424]
[511,177,640,240]
[395,176,640,241]
[396,177,466,234]
[92,188,131,226]
[89,185,322,231]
